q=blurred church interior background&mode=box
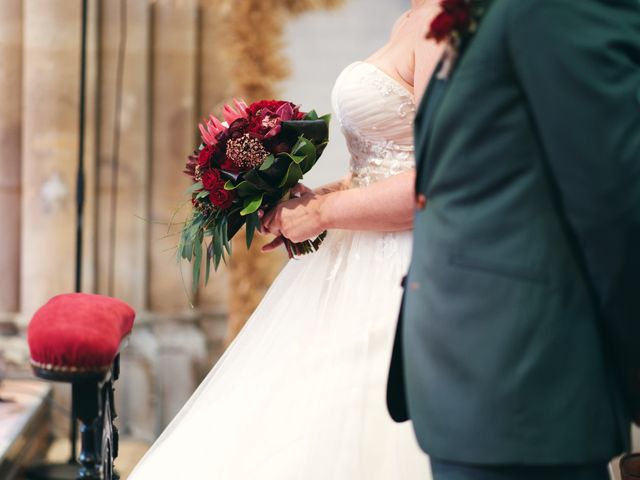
[0,0,411,477]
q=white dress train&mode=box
[129,61,430,479]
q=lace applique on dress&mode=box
[331,61,417,188]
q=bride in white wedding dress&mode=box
[130,2,441,478]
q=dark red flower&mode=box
[203,133,242,174]
[184,151,199,177]
[227,117,249,140]
[200,169,236,209]
[428,11,457,42]
[427,0,475,43]
[201,169,224,192]
[209,188,234,209]
[246,100,297,117]
[197,145,214,167]
[245,100,305,140]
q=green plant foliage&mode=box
[179,118,330,292]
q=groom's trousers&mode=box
[429,459,610,480]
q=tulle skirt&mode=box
[129,229,430,479]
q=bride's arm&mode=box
[319,170,415,231]
[262,170,416,248]
[312,174,352,195]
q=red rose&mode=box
[244,100,306,141]
[247,100,305,120]
[197,145,214,167]
[428,11,456,42]
[201,169,224,192]
[201,169,235,209]
[247,100,289,116]
[209,188,234,209]
[428,0,475,43]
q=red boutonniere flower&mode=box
[427,0,485,78]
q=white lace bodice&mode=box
[331,61,416,187]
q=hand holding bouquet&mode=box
[179,98,330,286]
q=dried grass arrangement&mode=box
[221,0,344,343]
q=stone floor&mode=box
[45,439,626,480]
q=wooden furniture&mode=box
[0,380,52,480]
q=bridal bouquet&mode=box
[179,98,330,286]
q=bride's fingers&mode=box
[262,209,282,237]
[257,209,268,234]
[261,236,284,252]
[291,183,312,197]
[261,209,274,233]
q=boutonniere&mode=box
[427,0,486,79]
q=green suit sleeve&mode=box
[507,0,640,418]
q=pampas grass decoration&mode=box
[282,0,344,15]
[222,0,344,344]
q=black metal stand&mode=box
[26,357,121,480]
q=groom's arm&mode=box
[506,0,640,419]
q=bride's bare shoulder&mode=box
[391,3,439,40]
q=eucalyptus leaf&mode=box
[185,181,204,195]
[214,247,222,270]
[192,233,203,288]
[213,222,223,262]
[245,212,260,249]
[205,242,212,285]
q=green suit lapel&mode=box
[414,73,448,195]
[414,0,495,195]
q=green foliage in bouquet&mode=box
[178,104,330,290]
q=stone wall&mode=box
[0,0,235,441]
[0,0,353,443]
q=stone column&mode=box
[0,1,22,314]
[145,0,210,434]
[148,0,198,314]
[96,0,151,310]
[21,0,81,320]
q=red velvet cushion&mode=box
[28,293,135,370]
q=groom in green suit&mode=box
[388,0,640,478]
